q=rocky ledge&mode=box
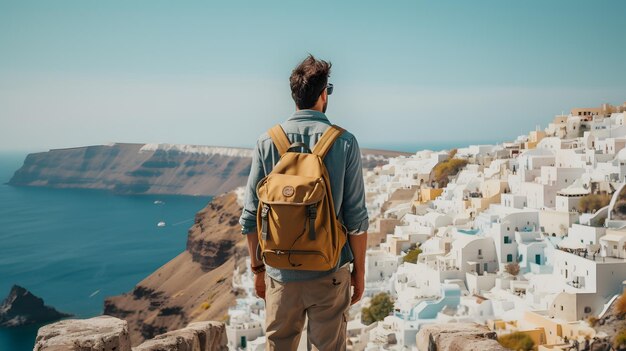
[33,315,227,351]
[134,321,227,351]
[0,284,72,327]
[416,323,508,351]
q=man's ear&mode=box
[320,89,328,104]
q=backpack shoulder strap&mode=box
[312,124,345,159]
[267,124,290,156]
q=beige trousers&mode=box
[264,265,351,351]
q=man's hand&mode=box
[246,234,266,299]
[350,269,364,305]
[254,271,266,299]
[349,232,367,305]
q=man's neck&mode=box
[296,108,323,112]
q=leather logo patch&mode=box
[282,186,295,197]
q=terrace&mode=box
[556,246,626,263]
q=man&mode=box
[239,54,369,351]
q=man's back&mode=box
[238,54,368,351]
[239,109,368,282]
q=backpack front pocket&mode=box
[255,165,340,271]
[256,174,326,205]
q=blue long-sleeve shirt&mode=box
[239,109,369,282]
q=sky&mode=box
[1,0,626,153]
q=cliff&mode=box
[8,143,408,196]
[0,285,72,327]
[103,192,247,346]
[8,143,252,196]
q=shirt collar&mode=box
[287,109,330,123]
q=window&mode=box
[561,306,564,311]
[504,236,511,244]
[478,249,482,255]
[584,307,592,313]
[507,254,513,262]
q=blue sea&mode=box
[0,153,212,351]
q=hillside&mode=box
[103,192,247,346]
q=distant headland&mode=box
[8,143,408,196]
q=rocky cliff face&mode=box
[8,143,408,196]
[593,292,626,350]
[0,285,72,327]
[103,193,246,346]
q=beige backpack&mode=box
[256,124,347,271]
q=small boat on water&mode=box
[154,200,165,205]
[157,221,166,227]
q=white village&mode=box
[228,102,626,351]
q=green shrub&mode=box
[498,332,534,351]
[616,291,626,317]
[578,193,611,213]
[361,292,394,325]
[432,149,468,187]
[504,262,520,276]
[614,329,626,350]
[403,248,422,264]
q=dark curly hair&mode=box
[289,54,332,109]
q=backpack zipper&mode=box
[264,249,329,263]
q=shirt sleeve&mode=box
[342,135,369,235]
[239,138,266,235]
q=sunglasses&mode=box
[326,83,334,95]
